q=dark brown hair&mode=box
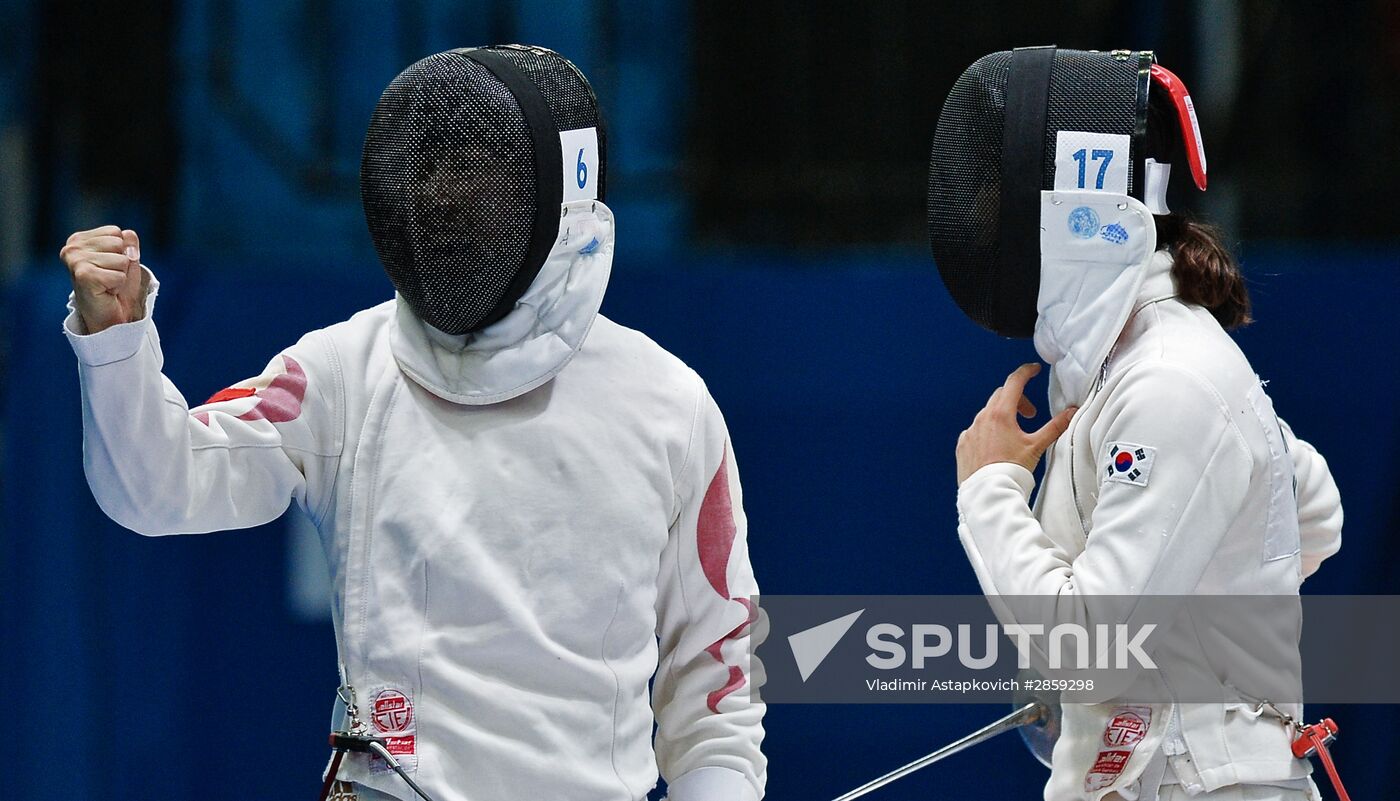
[1154,214,1252,330]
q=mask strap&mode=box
[456,48,564,331]
[1131,51,1154,202]
[999,45,1057,316]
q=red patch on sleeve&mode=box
[697,451,737,598]
[193,356,307,426]
[696,451,755,714]
[204,386,256,405]
[238,356,306,424]
[706,665,747,714]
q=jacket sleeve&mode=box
[653,379,766,801]
[1278,418,1342,581]
[957,364,1252,615]
[65,269,342,535]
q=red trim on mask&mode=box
[1150,64,1208,191]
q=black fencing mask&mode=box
[361,45,606,335]
[927,47,1206,338]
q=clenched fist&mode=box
[59,225,148,334]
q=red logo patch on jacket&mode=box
[1085,705,1152,792]
[367,686,418,774]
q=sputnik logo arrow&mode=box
[788,609,865,682]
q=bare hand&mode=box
[59,225,147,334]
[956,363,1076,484]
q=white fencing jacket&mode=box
[64,201,765,801]
[957,193,1343,801]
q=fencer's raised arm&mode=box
[1279,419,1343,581]
[64,269,340,536]
[652,383,766,801]
[957,364,1250,617]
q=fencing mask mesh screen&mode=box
[361,45,604,335]
[927,47,1147,338]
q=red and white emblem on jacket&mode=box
[1103,708,1148,747]
[192,354,306,426]
[371,688,414,733]
[367,686,417,771]
[1085,705,1152,792]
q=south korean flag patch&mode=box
[1104,442,1156,487]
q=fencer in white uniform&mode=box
[928,48,1343,801]
[956,245,1342,801]
[59,45,764,801]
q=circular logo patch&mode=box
[1114,451,1134,472]
[1068,206,1100,239]
[371,689,414,733]
[1103,710,1147,747]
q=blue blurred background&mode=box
[3,1,1398,799]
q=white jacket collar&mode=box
[390,200,615,406]
[1033,191,1163,412]
[1135,248,1178,308]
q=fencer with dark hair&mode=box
[930,48,1343,801]
[58,45,764,801]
